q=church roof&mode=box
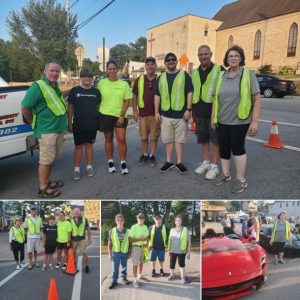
[213,0,300,30]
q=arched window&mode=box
[253,30,262,60]
[287,22,298,57]
[228,35,233,48]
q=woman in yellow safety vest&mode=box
[270,211,291,265]
[212,45,261,194]
[167,215,191,284]
[8,216,26,270]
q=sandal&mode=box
[48,180,64,189]
[38,187,61,198]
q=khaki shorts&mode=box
[72,240,87,255]
[161,117,188,144]
[139,116,161,141]
[27,238,40,253]
[132,246,144,265]
[39,133,64,165]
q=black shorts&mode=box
[272,242,286,254]
[56,242,70,250]
[169,252,186,269]
[45,244,56,254]
[98,113,128,133]
[195,116,218,144]
[73,128,97,145]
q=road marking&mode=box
[247,137,300,152]
[71,256,83,300]
[259,119,300,127]
[0,263,28,287]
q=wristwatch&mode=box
[186,108,192,112]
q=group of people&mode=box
[107,213,191,289]
[21,44,260,198]
[8,205,92,272]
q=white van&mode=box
[0,85,37,159]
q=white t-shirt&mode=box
[23,216,42,239]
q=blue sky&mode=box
[0,0,233,60]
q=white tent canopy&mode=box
[0,76,9,87]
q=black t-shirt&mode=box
[155,71,193,119]
[68,86,101,131]
[193,63,225,118]
[43,224,57,246]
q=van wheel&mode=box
[263,88,274,98]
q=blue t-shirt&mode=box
[241,220,248,237]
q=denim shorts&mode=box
[150,249,165,262]
[195,116,218,144]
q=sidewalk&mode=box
[101,252,200,300]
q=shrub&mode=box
[278,65,296,75]
[258,64,273,74]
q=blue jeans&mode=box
[112,252,128,283]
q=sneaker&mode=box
[62,263,67,270]
[149,155,157,167]
[215,173,232,186]
[168,274,175,281]
[205,165,219,180]
[55,262,61,269]
[121,162,129,175]
[42,264,46,271]
[181,277,187,284]
[35,263,40,268]
[194,161,210,174]
[87,168,95,177]
[108,161,116,173]
[133,280,140,288]
[72,170,81,181]
[138,154,149,166]
[160,161,174,173]
[16,265,20,270]
[152,269,156,277]
[49,264,54,270]
[176,163,188,174]
[122,278,130,285]
[85,265,90,273]
[231,179,248,194]
[160,269,164,277]
[279,260,284,264]
[28,264,33,270]
[20,263,26,268]
[109,282,117,289]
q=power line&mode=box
[70,0,80,10]
[77,0,116,30]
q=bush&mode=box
[258,64,273,74]
[278,65,296,75]
[101,223,111,246]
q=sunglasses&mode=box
[15,219,21,221]
[147,80,153,89]
[165,58,176,62]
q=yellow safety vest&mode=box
[111,227,129,253]
[271,221,290,242]
[192,64,221,104]
[138,74,145,108]
[158,71,185,111]
[32,79,67,128]
[26,216,42,235]
[71,217,87,237]
[148,224,167,248]
[213,67,252,124]
[167,227,188,252]
[12,226,26,244]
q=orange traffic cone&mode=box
[188,121,196,131]
[264,120,285,149]
[47,278,59,300]
[65,248,77,276]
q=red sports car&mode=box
[202,234,268,299]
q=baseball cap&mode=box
[145,56,156,64]
[30,204,37,210]
[164,52,177,62]
[137,213,145,219]
[153,215,162,220]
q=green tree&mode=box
[6,0,78,80]
[109,44,130,69]
[0,39,10,81]
[129,36,147,62]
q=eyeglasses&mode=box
[228,55,240,59]
[165,58,176,62]
[138,217,145,219]
[15,219,21,221]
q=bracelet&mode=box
[186,108,192,112]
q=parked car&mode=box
[256,74,296,98]
[202,235,268,299]
[89,222,98,230]
[259,226,300,257]
[261,215,274,224]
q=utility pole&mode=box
[66,0,70,19]
[103,37,105,73]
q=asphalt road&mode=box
[0,97,299,199]
[0,230,100,300]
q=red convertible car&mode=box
[202,234,268,299]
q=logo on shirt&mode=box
[76,93,96,98]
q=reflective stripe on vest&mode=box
[271,221,290,242]
[26,216,42,235]
[213,68,252,124]
[33,80,67,128]
[158,71,185,111]
[167,226,188,251]
[149,224,167,248]
[192,64,221,104]
[111,227,129,253]
[12,226,26,243]
[138,74,145,108]
[71,217,86,237]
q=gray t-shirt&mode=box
[169,227,191,254]
[217,67,260,125]
[108,227,127,243]
[274,223,287,243]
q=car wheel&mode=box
[255,279,263,290]
[263,88,274,98]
